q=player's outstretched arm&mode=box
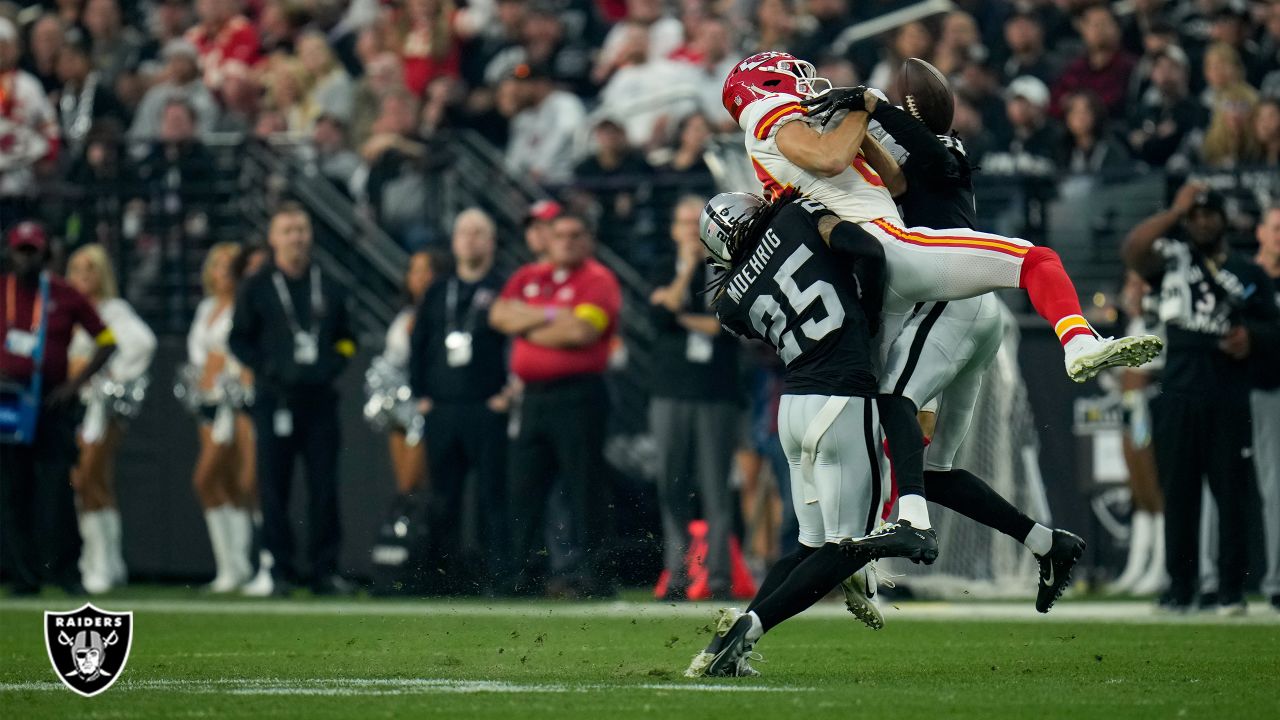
[817,215,886,335]
[867,99,952,179]
[775,108,870,177]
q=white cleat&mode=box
[1065,334,1163,383]
[840,564,886,630]
[685,608,762,678]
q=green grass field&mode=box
[2,590,1277,719]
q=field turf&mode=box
[1,590,1277,719]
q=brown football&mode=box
[898,57,954,135]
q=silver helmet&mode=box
[699,192,765,268]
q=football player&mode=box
[684,190,888,678]
[837,78,1085,625]
[722,51,1159,552]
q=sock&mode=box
[897,494,931,530]
[877,394,927,517]
[752,544,864,633]
[1019,247,1093,346]
[1024,524,1053,556]
[745,611,764,643]
[923,468,1035,541]
[746,544,817,612]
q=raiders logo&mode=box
[44,603,133,697]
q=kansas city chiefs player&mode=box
[721,51,1161,557]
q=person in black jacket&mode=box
[1123,185,1280,614]
[646,196,742,601]
[228,203,357,597]
[409,208,509,593]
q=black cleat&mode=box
[839,520,939,565]
[705,615,753,677]
[1035,530,1085,613]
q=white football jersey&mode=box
[740,94,902,225]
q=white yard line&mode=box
[0,678,811,695]
[1,598,1276,624]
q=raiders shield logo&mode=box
[44,603,133,697]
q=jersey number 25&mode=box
[749,245,845,364]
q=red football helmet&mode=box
[722,52,832,124]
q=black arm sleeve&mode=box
[829,222,886,335]
[870,103,953,177]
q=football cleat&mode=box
[840,520,939,565]
[1035,529,1086,613]
[1065,334,1163,383]
[840,564,885,630]
[686,608,748,678]
[705,615,754,677]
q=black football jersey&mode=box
[716,199,878,397]
[869,102,977,230]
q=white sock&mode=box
[1025,523,1053,556]
[897,494,931,530]
[745,611,764,643]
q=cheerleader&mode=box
[187,242,256,592]
[382,250,436,496]
[66,244,158,594]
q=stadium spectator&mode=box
[394,0,461,97]
[66,243,156,595]
[1124,17,1179,106]
[411,209,510,592]
[0,222,116,596]
[359,90,439,250]
[950,94,996,164]
[62,123,128,248]
[931,11,984,78]
[1051,3,1136,119]
[649,113,717,231]
[297,31,356,128]
[1200,42,1251,110]
[502,61,585,185]
[571,117,653,255]
[460,0,525,87]
[867,20,932,92]
[264,56,315,134]
[54,35,128,154]
[1123,184,1279,614]
[0,17,60,222]
[213,64,262,134]
[136,0,194,78]
[20,13,64,93]
[669,14,737,123]
[229,203,357,597]
[523,198,561,261]
[186,0,262,91]
[350,51,407,148]
[1252,205,1280,613]
[82,0,143,88]
[1208,5,1263,87]
[1120,0,1172,57]
[982,75,1059,177]
[490,212,621,598]
[379,250,434,499]
[309,113,361,197]
[1001,10,1058,84]
[747,0,799,56]
[127,39,219,140]
[792,0,851,66]
[596,26,701,149]
[1127,45,1208,168]
[1255,98,1280,167]
[1197,83,1260,168]
[1260,2,1280,97]
[515,3,594,97]
[646,196,741,601]
[593,0,683,86]
[1057,90,1133,177]
[187,242,257,594]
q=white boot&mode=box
[1109,510,1153,594]
[241,549,275,597]
[1131,513,1168,596]
[102,507,128,586]
[225,507,254,587]
[205,506,238,593]
[79,511,113,594]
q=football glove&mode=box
[801,86,868,126]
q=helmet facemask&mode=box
[777,58,832,99]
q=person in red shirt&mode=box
[490,212,622,597]
[186,0,262,90]
[1050,3,1136,120]
[0,222,116,595]
[395,0,461,97]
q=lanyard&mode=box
[444,277,484,334]
[5,274,44,333]
[271,266,322,335]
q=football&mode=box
[898,57,954,135]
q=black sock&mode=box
[746,544,817,613]
[877,394,926,500]
[924,468,1036,542]
[752,543,863,633]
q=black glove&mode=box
[801,86,868,126]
